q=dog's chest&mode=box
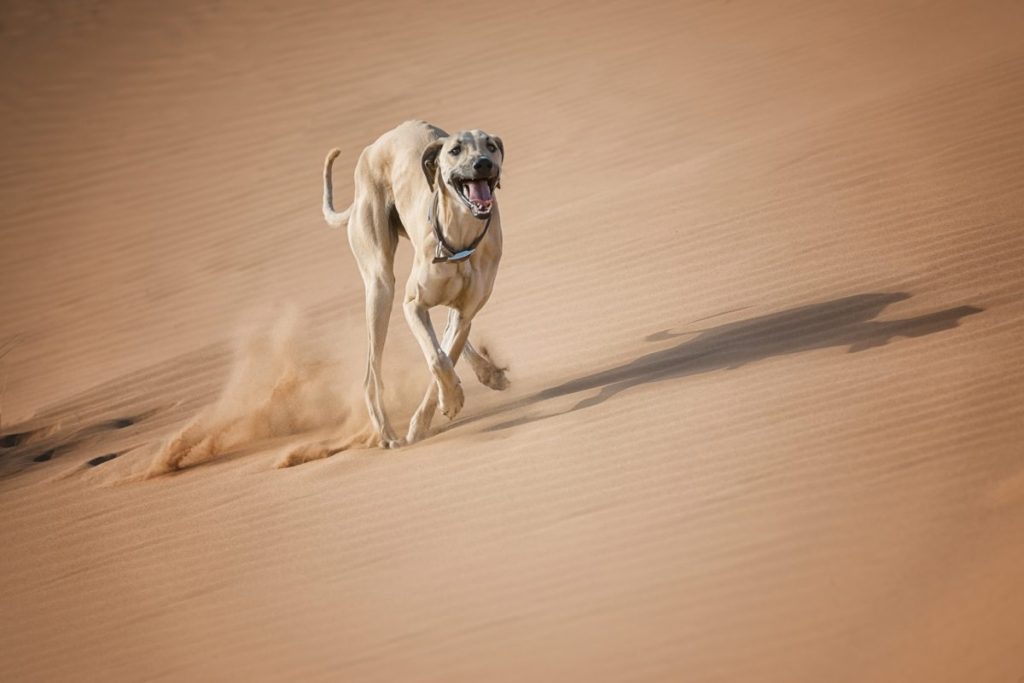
[424,260,479,307]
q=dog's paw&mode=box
[468,346,509,391]
[406,412,434,444]
[476,364,510,391]
[439,381,465,420]
[405,425,430,445]
[379,437,403,450]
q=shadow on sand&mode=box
[472,292,982,433]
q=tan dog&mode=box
[323,120,509,447]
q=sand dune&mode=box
[2,1,1023,681]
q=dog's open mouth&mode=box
[452,177,497,218]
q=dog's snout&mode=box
[473,157,493,172]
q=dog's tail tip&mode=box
[324,205,351,229]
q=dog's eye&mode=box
[486,143,497,153]
[449,145,461,156]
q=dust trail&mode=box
[275,423,377,468]
[147,309,374,476]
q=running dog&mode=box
[322,120,509,447]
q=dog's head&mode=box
[422,130,504,219]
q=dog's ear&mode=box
[421,139,445,191]
[491,136,504,188]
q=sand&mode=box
[2,0,1023,680]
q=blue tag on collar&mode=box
[448,249,475,262]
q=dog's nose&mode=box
[473,157,493,172]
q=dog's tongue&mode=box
[466,180,492,205]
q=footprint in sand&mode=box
[32,448,56,462]
[86,453,120,467]
[1,430,37,448]
[0,409,153,476]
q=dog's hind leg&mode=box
[362,276,401,449]
[406,308,472,443]
[464,341,509,391]
[350,200,401,449]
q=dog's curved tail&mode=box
[323,148,352,228]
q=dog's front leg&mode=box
[403,299,465,421]
[406,309,472,442]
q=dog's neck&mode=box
[430,189,492,263]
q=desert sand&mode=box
[2,1,1023,680]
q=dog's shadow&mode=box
[474,292,982,432]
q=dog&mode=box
[322,120,510,447]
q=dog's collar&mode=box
[429,190,492,264]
